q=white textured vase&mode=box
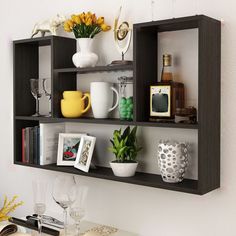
[110,162,138,177]
[157,140,190,183]
[72,38,98,68]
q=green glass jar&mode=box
[118,76,133,121]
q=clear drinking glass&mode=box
[30,79,42,116]
[69,185,88,236]
[52,175,77,236]
[33,181,47,235]
[42,78,51,117]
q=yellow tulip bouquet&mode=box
[64,12,111,38]
[0,195,23,222]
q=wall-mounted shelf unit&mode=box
[13,15,221,195]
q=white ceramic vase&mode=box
[110,162,138,177]
[90,82,119,119]
[157,140,190,183]
[72,38,98,68]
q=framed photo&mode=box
[57,133,86,166]
[150,85,171,117]
[74,136,96,172]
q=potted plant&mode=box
[63,12,111,68]
[108,126,142,177]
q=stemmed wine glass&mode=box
[69,185,88,236]
[52,175,77,236]
[33,181,48,235]
[42,78,51,117]
[30,79,42,117]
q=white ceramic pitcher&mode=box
[90,82,119,118]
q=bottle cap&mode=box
[163,54,172,67]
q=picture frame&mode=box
[74,136,96,172]
[57,133,86,166]
[150,85,171,117]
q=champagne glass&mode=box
[42,78,51,117]
[52,175,77,236]
[33,181,48,235]
[69,185,88,236]
[30,79,42,116]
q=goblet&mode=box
[69,185,88,235]
[30,79,42,116]
[32,181,48,235]
[52,175,77,236]
[42,78,51,117]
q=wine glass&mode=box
[69,185,88,236]
[33,181,48,235]
[30,79,42,116]
[52,175,77,236]
[42,78,51,117]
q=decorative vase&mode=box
[157,140,190,183]
[110,162,138,177]
[72,38,98,68]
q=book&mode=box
[24,128,30,163]
[40,123,65,165]
[0,224,17,236]
[33,126,38,165]
[28,127,34,164]
[22,129,25,163]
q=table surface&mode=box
[10,220,138,236]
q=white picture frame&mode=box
[57,133,86,166]
[74,136,96,172]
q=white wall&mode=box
[0,0,234,235]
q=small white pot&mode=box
[110,162,138,177]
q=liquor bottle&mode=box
[150,54,185,119]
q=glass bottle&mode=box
[161,54,173,82]
[118,76,133,121]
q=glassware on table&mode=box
[32,181,48,235]
[42,78,51,117]
[69,207,85,236]
[69,185,88,236]
[52,175,77,236]
[30,79,43,117]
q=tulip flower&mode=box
[97,17,104,25]
[101,23,111,32]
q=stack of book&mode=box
[21,123,65,165]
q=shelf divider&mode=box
[14,162,199,194]
[54,64,133,74]
[14,116,198,129]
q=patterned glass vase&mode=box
[157,140,190,183]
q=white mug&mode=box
[90,82,119,118]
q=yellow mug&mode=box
[61,91,91,118]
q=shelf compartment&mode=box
[15,116,198,129]
[14,162,199,194]
[54,64,133,74]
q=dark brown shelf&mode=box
[54,64,133,74]
[13,15,220,195]
[14,116,198,129]
[13,35,75,46]
[14,162,199,194]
